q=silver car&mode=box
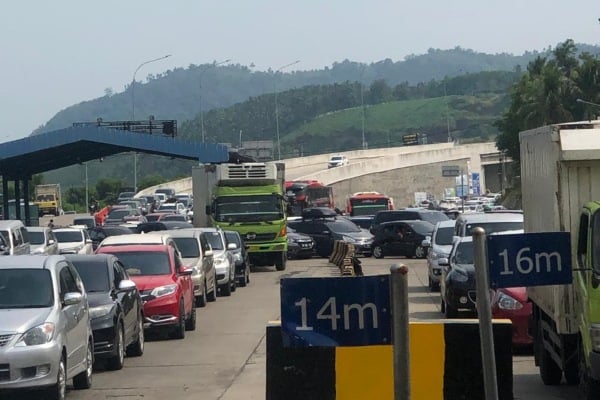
[27,226,59,255]
[0,255,93,399]
[424,220,455,291]
[166,229,217,307]
[198,228,235,297]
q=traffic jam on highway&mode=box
[3,120,600,399]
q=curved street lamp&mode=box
[274,60,300,160]
[130,54,171,192]
[199,59,231,143]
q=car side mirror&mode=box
[48,239,55,245]
[118,279,137,292]
[204,249,214,257]
[422,239,431,247]
[227,243,237,250]
[85,239,92,244]
[180,266,193,276]
[438,258,449,267]
[63,292,82,306]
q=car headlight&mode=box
[233,253,242,262]
[287,237,297,244]
[495,292,523,310]
[16,323,55,346]
[89,304,114,319]
[150,284,177,298]
[342,235,357,243]
[215,256,228,265]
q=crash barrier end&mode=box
[329,240,356,275]
[266,319,513,400]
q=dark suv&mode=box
[287,207,373,258]
[370,209,448,233]
[371,220,434,259]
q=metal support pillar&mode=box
[23,178,31,226]
[2,178,8,220]
[14,180,21,221]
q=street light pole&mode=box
[199,59,231,143]
[130,54,171,192]
[274,60,300,160]
[359,66,367,150]
[85,162,88,211]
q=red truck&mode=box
[286,180,334,216]
[346,191,394,216]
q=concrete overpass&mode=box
[137,141,507,207]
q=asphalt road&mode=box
[20,256,580,400]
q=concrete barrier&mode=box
[328,240,356,275]
[266,320,513,400]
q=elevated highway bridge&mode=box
[139,141,509,207]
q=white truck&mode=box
[521,120,600,396]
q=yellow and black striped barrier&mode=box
[266,320,513,399]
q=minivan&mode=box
[453,211,523,237]
[370,209,449,233]
[0,220,31,255]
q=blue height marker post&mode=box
[473,227,499,400]
[390,264,410,400]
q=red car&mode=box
[97,244,196,339]
[491,287,533,347]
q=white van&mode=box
[0,220,31,255]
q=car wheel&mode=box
[238,267,248,287]
[246,267,250,284]
[196,280,207,307]
[440,297,446,313]
[414,245,426,259]
[275,252,287,270]
[428,275,434,291]
[47,356,67,400]
[219,280,232,297]
[207,275,217,302]
[185,302,196,331]
[126,316,144,357]
[171,300,186,339]
[73,341,93,389]
[373,245,384,259]
[106,324,125,370]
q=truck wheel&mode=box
[444,302,458,319]
[539,325,562,385]
[275,253,286,271]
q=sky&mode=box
[1,0,598,141]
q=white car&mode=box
[53,228,94,255]
[327,155,349,168]
[157,202,187,215]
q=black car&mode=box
[88,226,133,251]
[287,207,373,258]
[370,209,448,233]
[371,220,434,259]
[135,221,193,233]
[66,254,144,370]
[439,237,475,318]
[224,231,250,287]
[286,226,315,259]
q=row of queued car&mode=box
[0,220,251,399]
[424,210,532,348]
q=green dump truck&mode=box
[192,162,287,271]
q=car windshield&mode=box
[215,195,283,223]
[108,210,131,219]
[331,157,342,161]
[28,231,45,245]
[70,260,110,292]
[350,198,389,216]
[0,269,54,308]
[434,226,455,245]
[420,212,449,224]
[465,221,523,236]
[172,238,200,258]
[55,231,83,242]
[112,251,171,276]
[454,242,474,265]
[162,214,186,221]
[203,232,224,250]
[225,232,241,246]
[407,222,434,236]
[146,214,161,222]
[325,219,361,233]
